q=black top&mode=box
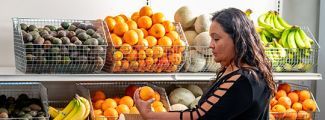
[180,68,271,120]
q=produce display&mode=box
[270,83,318,120]
[103,6,188,73]
[168,84,203,111]
[13,18,107,73]
[256,11,318,72]
[0,94,46,119]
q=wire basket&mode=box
[12,18,108,73]
[102,22,189,73]
[77,82,171,120]
[0,82,49,120]
[270,82,320,120]
[265,27,319,72]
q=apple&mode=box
[125,85,139,97]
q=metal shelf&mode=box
[0,67,322,81]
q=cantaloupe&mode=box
[194,32,212,55]
[186,85,203,97]
[194,14,212,33]
[206,57,221,72]
[190,96,201,109]
[184,30,198,46]
[174,6,196,30]
[184,50,206,72]
[169,88,196,107]
[170,104,189,111]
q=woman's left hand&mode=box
[133,88,154,118]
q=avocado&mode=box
[77,55,88,64]
[36,57,47,64]
[74,40,82,45]
[97,37,105,45]
[70,36,79,43]
[50,47,60,54]
[33,37,45,45]
[23,33,33,43]
[39,30,49,36]
[34,48,45,56]
[43,40,52,49]
[51,55,62,64]
[28,25,37,31]
[60,47,69,55]
[71,22,81,27]
[86,29,95,36]
[62,56,71,64]
[77,32,88,41]
[45,25,56,31]
[57,27,65,31]
[57,30,66,38]
[92,33,101,38]
[95,56,104,66]
[75,28,85,35]
[68,25,77,31]
[42,34,52,40]
[52,38,62,44]
[77,23,87,30]
[84,38,98,45]
[29,31,40,40]
[67,31,76,38]
[61,22,70,29]
[43,27,51,32]
[37,28,44,32]
[61,37,70,44]
[49,31,58,37]
[20,23,28,31]
[70,51,79,59]
[86,24,96,30]
[92,46,104,54]
[25,42,34,53]
[68,43,77,51]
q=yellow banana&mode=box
[262,30,274,38]
[255,26,263,33]
[273,12,285,31]
[294,28,306,49]
[63,96,86,120]
[273,40,286,58]
[258,12,273,30]
[245,9,252,19]
[79,96,91,120]
[287,29,297,52]
[53,99,77,120]
[277,15,292,29]
[298,28,312,48]
[279,28,291,48]
[49,106,60,118]
[260,32,269,45]
[265,11,274,27]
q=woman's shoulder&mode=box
[237,67,268,89]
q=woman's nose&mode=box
[209,40,214,49]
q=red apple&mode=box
[125,85,139,97]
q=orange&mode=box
[299,90,310,102]
[278,83,291,93]
[140,28,148,38]
[105,17,116,32]
[93,90,106,102]
[288,92,299,103]
[145,57,154,67]
[162,20,175,33]
[113,66,121,72]
[126,20,138,30]
[139,6,153,17]
[119,43,132,55]
[158,56,170,68]
[140,86,155,101]
[121,60,130,70]
[111,34,122,47]
[270,97,278,107]
[114,61,122,67]
[297,110,310,120]
[103,108,118,118]
[134,29,144,40]
[153,106,167,112]
[151,101,164,108]
[113,51,123,61]
[166,31,180,41]
[130,106,140,114]
[123,30,139,45]
[116,104,130,115]
[118,14,129,22]
[277,96,292,109]
[94,109,103,116]
[275,90,287,100]
[153,92,161,101]
[94,100,105,110]
[137,16,152,29]
[158,36,172,49]
[136,38,149,50]
[127,50,138,61]
[152,46,164,58]
[172,39,186,53]
[146,36,158,47]
[271,104,286,112]
[151,12,165,24]
[114,15,125,24]
[302,99,316,111]
[168,53,182,65]
[113,97,121,104]
[138,50,146,60]
[113,22,129,36]
[119,96,134,108]
[292,102,303,112]
[130,61,139,70]
[166,65,178,72]
[102,98,117,110]
[284,109,297,120]
[131,12,140,22]
[138,60,146,68]
[145,48,154,57]
[149,24,166,38]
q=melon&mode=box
[190,96,201,109]
[170,104,189,111]
[194,32,212,55]
[186,85,203,97]
[184,30,198,46]
[174,6,197,29]
[185,50,206,72]
[206,58,221,72]
[194,14,212,33]
[169,88,196,107]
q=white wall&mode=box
[0,0,278,67]
[317,0,325,119]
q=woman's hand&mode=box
[133,88,154,118]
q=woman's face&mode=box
[209,21,235,66]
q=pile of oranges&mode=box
[270,83,317,120]
[105,6,186,73]
[91,85,167,120]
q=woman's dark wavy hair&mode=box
[212,8,275,96]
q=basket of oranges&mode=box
[102,6,188,73]
[270,82,319,120]
[77,82,170,120]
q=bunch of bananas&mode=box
[48,94,90,120]
[257,11,315,72]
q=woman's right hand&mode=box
[133,88,154,118]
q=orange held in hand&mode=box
[139,86,155,101]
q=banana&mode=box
[63,97,86,120]
[255,26,263,33]
[273,40,286,58]
[287,29,298,52]
[273,12,285,31]
[79,96,91,120]
[258,12,273,30]
[49,106,60,118]
[53,99,77,120]
[297,28,312,48]
[294,28,306,49]
[260,32,269,45]
[245,9,252,19]
[267,11,275,28]
[277,15,292,29]
[262,30,274,38]
[266,28,282,38]
[279,28,291,48]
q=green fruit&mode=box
[34,48,45,56]
[20,23,28,31]
[29,111,38,117]
[49,31,58,37]
[67,31,76,38]
[97,37,105,45]
[45,25,56,31]
[57,27,65,31]
[95,56,104,66]
[68,43,77,51]
[86,29,95,36]
[77,32,88,41]
[284,63,293,71]
[62,56,71,64]
[78,23,87,30]
[86,24,96,30]
[61,37,70,44]
[51,55,62,64]
[26,54,35,62]
[77,56,88,64]
[29,31,40,40]
[23,33,33,43]
[23,113,33,119]
[28,25,37,31]
[57,30,66,37]
[42,34,52,40]
[84,38,98,45]
[25,42,34,52]
[68,25,77,31]
[43,27,51,32]
[70,36,79,43]
[60,47,69,55]
[71,22,81,27]
[74,40,82,45]
[52,38,62,44]
[43,40,52,49]
[61,22,70,29]
[33,37,45,45]
[75,28,85,35]
[50,47,60,54]
[39,30,49,36]
[92,33,101,38]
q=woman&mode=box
[133,8,276,120]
